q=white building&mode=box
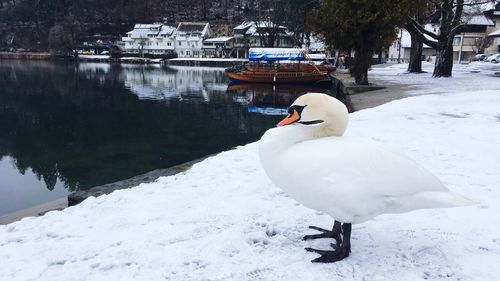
[122,24,176,55]
[174,22,211,58]
[233,21,294,58]
[202,37,234,58]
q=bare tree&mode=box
[254,0,289,47]
[472,36,493,54]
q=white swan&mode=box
[259,93,473,263]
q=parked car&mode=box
[485,53,500,63]
[472,54,488,61]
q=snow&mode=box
[369,62,500,95]
[78,55,110,60]
[1,63,500,280]
[488,29,500,37]
[204,37,234,42]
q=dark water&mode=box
[0,61,339,215]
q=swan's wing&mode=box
[280,137,448,199]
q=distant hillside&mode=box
[0,0,272,50]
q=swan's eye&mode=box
[288,105,306,116]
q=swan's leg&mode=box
[303,221,342,245]
[305,223,351,263]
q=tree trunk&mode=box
[351,50,372,85]
[432,40,453,77]
[407,29,423,73]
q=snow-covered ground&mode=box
[370,61,499,95]
[1,63,500,281]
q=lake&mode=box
[0,61,339,215]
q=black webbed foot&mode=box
[304,222,352,263]
[302,222,342,246]
[305,246,350,263]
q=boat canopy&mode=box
[249,48,305,61]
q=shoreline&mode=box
[0,155,213,225]
[0,66,416,225]
[0,52,248,67]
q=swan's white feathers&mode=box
[259,93,473,224]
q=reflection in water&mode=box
[0,61,347,214]
[0,61,280,214]
[227,81,352,115]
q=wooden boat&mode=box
[246,63,336,74]
[226,48,334,85]
[226,70,331,84]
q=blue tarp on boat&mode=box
[248,48,305,61]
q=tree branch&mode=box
[448,23,465,37]
[451,0,464,28]
[453,0,496,8]
[405,21,438,48]
[409,18,440,40]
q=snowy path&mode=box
[1,64,500,281]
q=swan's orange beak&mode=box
[277,109,300,127]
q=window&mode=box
[186,51,190,56]
[179,41,182,46]
[453,37,461,46]
[463,37,478,46]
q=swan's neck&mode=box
[259,125,314,158]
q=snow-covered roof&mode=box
[233,21,254,30]
[233,21,289,36]
[204,36,233,42]
[158,25,177,37]
[127,24,176,39]
[488,29,500,37]
[254,21,286,29]
[463,14,495,26]
[175,22,210,37]
[134,24,162,29]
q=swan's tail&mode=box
[415,191,477,208]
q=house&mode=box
[233,21,294,58]
[174,22,211,58]
[452,13,495,62]
[484,3,500,54]
[202,37,234,58]
[122,23,176,56]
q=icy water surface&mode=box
[0,61,341,214]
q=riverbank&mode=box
[0,52,247,66]
[0,52,61,60]
[0,156,212,225]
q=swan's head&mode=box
[277,93,348,137]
